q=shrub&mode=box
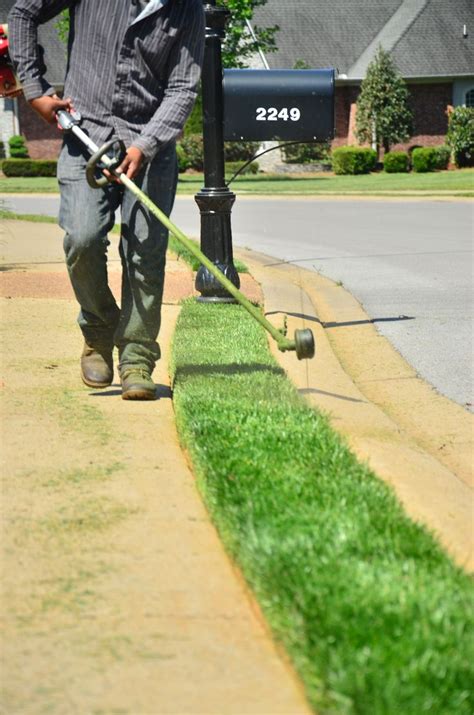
[0,140,5,160]
[177,135,259,172]
[224,140,259,162]
[331,146,377,175]
[183,91,203,136]
[282,141,330,164]
[225,160,259,177]
[447,107,474,167]
[2,159,57,177]
[433,145,451,170]
[177,133,203,171]
[8,135,29,158]
[383,151,409,173]
[412,147,438,173]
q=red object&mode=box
[0,22,22,97]
[0,65,21,98]
[0,35,8,57]
[0,22,9,58]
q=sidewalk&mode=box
[1,218,472,713]
[1,221,309,714]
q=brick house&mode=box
[1,0,473,158]
[254,0,474,151]
[1,0,66,159]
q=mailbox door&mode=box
[223,68,335,142]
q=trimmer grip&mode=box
[85,138,126,189]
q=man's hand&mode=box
[116,146,145,180]
[29,94,74,124]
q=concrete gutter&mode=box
[239,247,473,571]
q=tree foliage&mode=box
[355,46,412,155]
[217,0,279,68]
[446,106,474,167]
[55,9,69,45]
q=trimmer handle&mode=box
[85,137,127,189]
[56,109,82,132]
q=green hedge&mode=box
[177,134,260,173]
[2,159,57,177]
[225,160,259,177]
[412,147,438,173]
[433,145,451,170]
[332,146,377,175]
[282,141,330,164]
[383,151,409,173]
[8,135,29,159]
[177,134,203,172]
[224,140,259,162]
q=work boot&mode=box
[121,367,156,401]
[80,342,113,388]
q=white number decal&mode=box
[255,107,301,122]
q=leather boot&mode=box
[81,342,113,388]
[121,367,156,400]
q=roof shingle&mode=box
[253,0,473,78]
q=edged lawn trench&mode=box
[170,299,473,715]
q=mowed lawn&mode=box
[0,168,472,195]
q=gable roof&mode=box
[253,0,474,79]
[0,0,67,87]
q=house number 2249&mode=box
[256,107,301,121]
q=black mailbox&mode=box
[223,68,335,142]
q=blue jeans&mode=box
[58,136,178,373]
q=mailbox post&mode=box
[195,0,240,302]
[195,1,335,301]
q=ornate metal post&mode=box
[194,0,240,302]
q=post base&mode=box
[194,188,240,300]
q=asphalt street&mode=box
[1,193,472,409]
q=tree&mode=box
[217,0,279,68]
[55,9,69,45]
[355,46,412,156]
[446,106,474,167]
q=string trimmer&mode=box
[0,19,314,358]
[23,104,313,359]
[56,110,315,359]
[0,18,314,361]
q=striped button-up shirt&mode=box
[8,0,205,161]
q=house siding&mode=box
[333,81,453,151]
[0,98,18,155]
[18,96,62,159]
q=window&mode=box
[465,89,474,108]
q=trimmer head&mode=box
[294,328,315,360]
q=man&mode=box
[8,0,205,399]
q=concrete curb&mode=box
[238,247,473,571]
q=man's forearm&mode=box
[8,0,72,101]
[132,85,199,162]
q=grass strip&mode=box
[0,210,247,273]
[1,168,473,195]
[170,300,473,714]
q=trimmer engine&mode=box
[0,24,22,98]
